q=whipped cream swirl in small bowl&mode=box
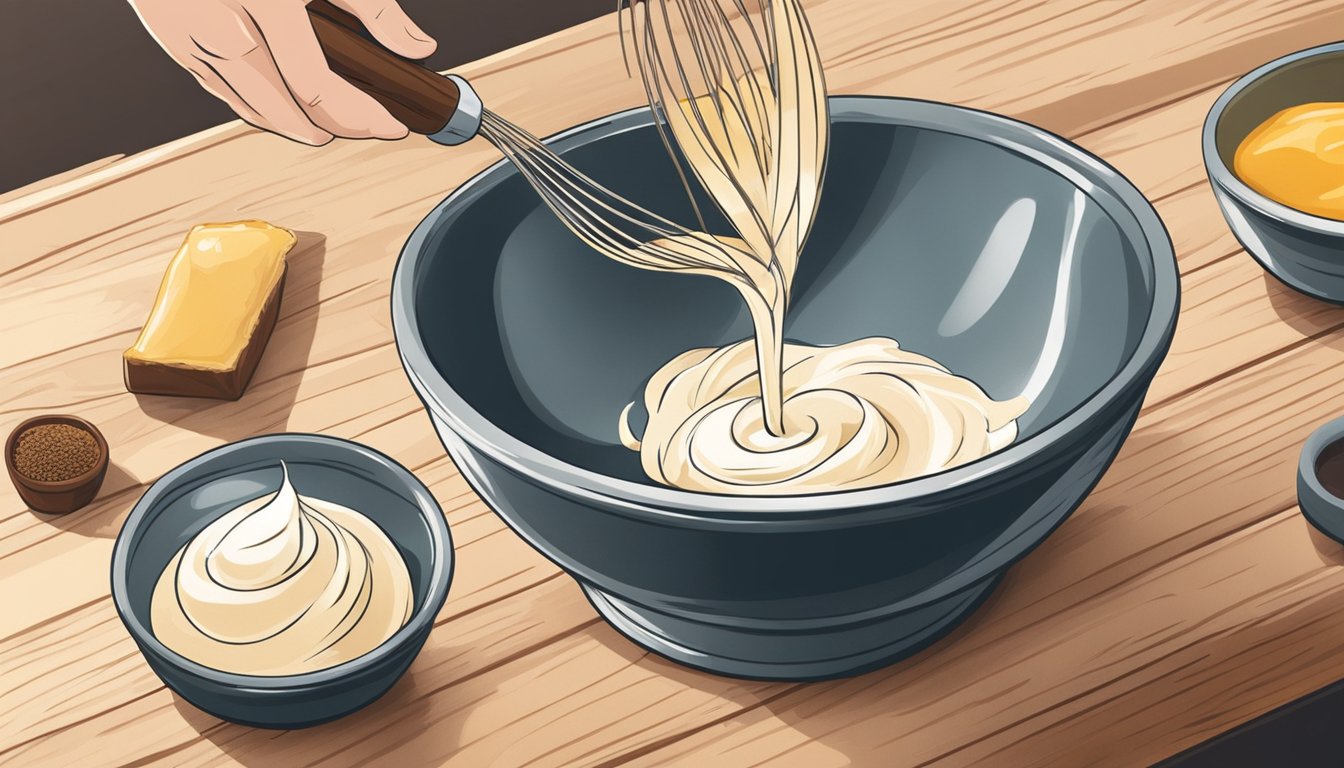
[151,462,413,676]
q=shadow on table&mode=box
[750,554,1344,765]
[133,232,327,443]
[1307,524,1344,567]
[26,460,140,538]
[570,421,1212,764]
[741,490,1344,766]
[1263,271,1344,339]
[1262,271,1344,564]
[583,582,1018,765]
[750,583,1013,763]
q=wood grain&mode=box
[3,1,1344,766]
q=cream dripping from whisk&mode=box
[151,462,412,675]
[612,0,1028,493]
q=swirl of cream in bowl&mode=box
[621,337,1027,495]
[151,462,413,676]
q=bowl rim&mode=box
[1201,40,1344,236]
[1298,414,1344,545]
[109,432,454,689]
[392,95,1180,522]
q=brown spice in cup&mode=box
[12,423,101,482]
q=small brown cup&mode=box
[6,415,110,514]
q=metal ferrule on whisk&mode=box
[431,76,484,146]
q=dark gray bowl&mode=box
[1298,415,1344,545]
[110,434,453,728]
[1203,42,1344,302]
[393,97,1179,680]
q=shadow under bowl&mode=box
[1203,41,1344,303]
[393,97,1179,680]
[110,434,453,728]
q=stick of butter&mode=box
[124,221,295,400]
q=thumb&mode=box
[328,0,437,60]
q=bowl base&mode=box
[581,573,1003,681]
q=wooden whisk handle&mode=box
[306,0,469,138]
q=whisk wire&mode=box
[475,0,828,303]
[634,0,778,260]
[478,110,750,279]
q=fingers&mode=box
[130,0,331,145]
[183,60,279,138]
[330,0,437,59]
[186,40,335,145]
[132,0,425,144]
[248,1,408,140]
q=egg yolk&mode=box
[1234,102,1344,221]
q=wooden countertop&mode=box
[4,1,1344,765]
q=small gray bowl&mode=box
[1299,416,1344,545]
[1203,41,1344,302]
[110,434,453,728]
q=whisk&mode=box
[307,0,827,433]
[477,109,758,282]
[616,0,831,435]
[305,0,822,280]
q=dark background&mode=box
[0,0,615,192]
[3,1,1342,763]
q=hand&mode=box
[129,0,437,145]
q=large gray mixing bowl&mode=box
[393,97,1179,680]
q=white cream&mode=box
[151,463,413,676]
[622,337,1026,495]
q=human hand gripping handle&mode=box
[130,0,477,145]
[305,0,480,144]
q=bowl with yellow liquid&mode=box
[394,97,1178,680]
[1204,41,1344,302]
